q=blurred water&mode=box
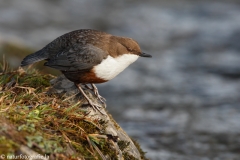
[1,1,240,159]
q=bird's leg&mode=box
[75,83,106,115]
[90,84,106,103]
[83,84,106,108]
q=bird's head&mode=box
[117,37,152,58]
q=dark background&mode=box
[1,1,240,159]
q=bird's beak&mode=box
[139,52,152,58]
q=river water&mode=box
[1,1,240,159]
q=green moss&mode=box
[96,139,118,159]
[118,140,130,151]
[19,74,51,88]
[26,133,64,154]
[118,140,147,160]
[123,152,139,160]
[18,122,36,133]
[0,73,14,85]
[0,136,19,155]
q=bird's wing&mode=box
[44,44,108,71]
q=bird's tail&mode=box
[21,49,48,66]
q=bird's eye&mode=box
[127,48,133,52]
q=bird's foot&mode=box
[87,99,107,116]
[75,83,107,115]
[85,84,107,108]
[95,94,107,108]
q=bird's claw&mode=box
[88,101,107,116]
[86,84,107,107]
[96,95,107,107]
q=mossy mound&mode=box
[0,67,115,159]
[0,65,148,160]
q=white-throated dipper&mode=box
[21,29,151,114]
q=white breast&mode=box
[93,54,139,80]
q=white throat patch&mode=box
[94,54,139,80]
